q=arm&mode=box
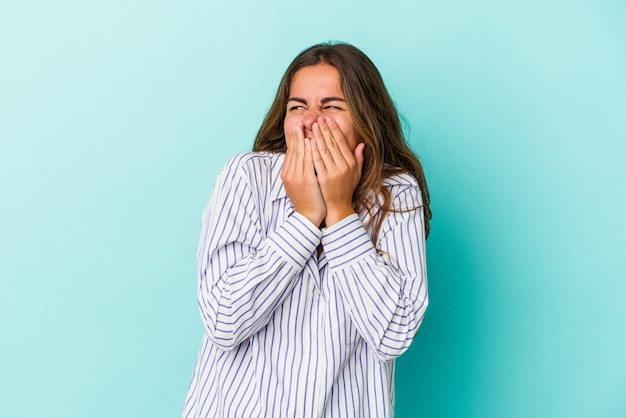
[197,154,321,351]
[321,185,428,362]
[310,116,428,359]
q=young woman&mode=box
[182,42,431,418]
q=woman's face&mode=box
[283,64,358,151]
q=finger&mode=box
[312,120,338,168]
[303,138,317,177]
[354,142,365,177]
[316,117,338,151]
[287,124,305,171]
[283,125,298,174]
[310,135,327,175]
[292,124,306,174]
[322,117,354,161]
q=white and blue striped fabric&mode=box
[182,152,428,418]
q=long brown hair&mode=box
[253,42,431,239]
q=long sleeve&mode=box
[183,155,429,417]
[321,178,428,362]
[196,153,322,351]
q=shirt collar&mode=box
[269,153,288,202]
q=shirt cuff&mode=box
[321,214,376,269]
[268,211,322,268]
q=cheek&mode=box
[283,114,293,135]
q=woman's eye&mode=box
[289,106,305,111]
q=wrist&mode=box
[296,209,325,228]
[324,206,355,227]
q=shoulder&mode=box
[221,151,282,173]
[218,152,284,181]
[214,152,284,200]
[382,171,419,188]
[382,172,424,209]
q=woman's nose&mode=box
[302,110,321,132]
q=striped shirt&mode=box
[182,152,428,418]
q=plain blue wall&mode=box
[1,1,625,417]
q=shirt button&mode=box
[313,288,321,296]
[309,376,315,382]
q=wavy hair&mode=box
[253,42,431,240]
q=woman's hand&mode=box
[311,116,365,227]
[281,123,327,227]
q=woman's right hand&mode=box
[281,123,327,227]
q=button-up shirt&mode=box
[182,152,428,417]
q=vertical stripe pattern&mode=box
[182,152,428,418]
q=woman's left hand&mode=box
[310,116,365,227]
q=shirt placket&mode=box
[303,252,327,418]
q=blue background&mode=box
[1,1,625,417]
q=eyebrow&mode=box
[287,96,346,104]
